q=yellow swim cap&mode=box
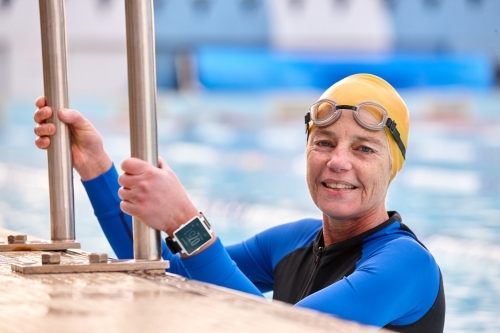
[308,73,410,181]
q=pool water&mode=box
[0,90,499,332]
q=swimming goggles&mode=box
[305,99,406,159]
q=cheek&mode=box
[305,157,315,185]
[375,155,392,188]
[305,148,314,172]
[361,154,391,191]
[306,148,325,167]
[384,153,393,184]
[305,151,321,187]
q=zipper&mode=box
[299,246,324,300]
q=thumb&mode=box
[58,108,91,130]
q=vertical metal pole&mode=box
[39,0,75,242]
[124,0,162,260]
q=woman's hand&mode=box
[118,157,199,235]
[33,96,112,180]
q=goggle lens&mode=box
[356,103,386,129]
[315,102,336,123]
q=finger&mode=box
[33,106,53,124]
[57,108,90,129]
[35,136,50,149]
[117,186,132,201]
[117,172,137,189]
[119,200,135,217]
[35,96,47,109]
[121,157,150,175]
[117,171,149,191]
[34,123,56,137]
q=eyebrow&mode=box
[352,135,385,147]
[314,129,385,147]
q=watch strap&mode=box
[165,236,183,254]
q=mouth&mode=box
[322,182,357,190]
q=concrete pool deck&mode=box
[0,228,379,333]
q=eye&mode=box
[317,140,332,147]
[359,145,374,153]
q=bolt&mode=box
[14,235,27,243]
[41,252,61,265]
[88,253,108,264]
[7,234,27,244]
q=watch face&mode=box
[175,218,212,254]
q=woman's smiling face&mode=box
[306,108,392,222]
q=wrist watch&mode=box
[165,212,213,256]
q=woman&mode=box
[34,74,445,332]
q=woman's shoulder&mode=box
[362,222,440,276]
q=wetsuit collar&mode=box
[314,211,402,253]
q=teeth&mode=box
[325,183,354,190]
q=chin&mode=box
[320,206,359,221]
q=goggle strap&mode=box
[335,105,357,111]
[304,112,311,134]
[386,118,406,159]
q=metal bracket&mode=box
[0,234,81,252]
[7,249,169,275]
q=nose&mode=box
[326,145,352,173]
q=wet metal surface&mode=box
[39,0,75,243]
[125,0,162,261]
[0,230,378,333]
[0,240,80,252]
[7,250,169,274]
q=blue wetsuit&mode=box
[83,165,445,332]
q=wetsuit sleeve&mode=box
[81,164,188,276]
[225,237,275,293]
[81,164,133,259]
[181,237,264,296]
[295,238,441,328]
